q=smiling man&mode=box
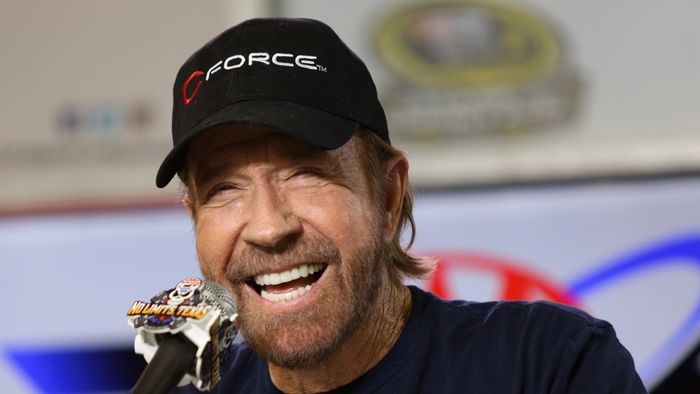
[182,125,413,388]
[157,18,646,393]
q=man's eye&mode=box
[293,168,324,177]
[206,183,239,198]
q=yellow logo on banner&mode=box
[374,0,561,87]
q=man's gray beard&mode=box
[226,232,387,369]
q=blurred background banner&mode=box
[4,180,700,393]
[282,0,700,186]
[3,0,700,392]
[0,0,239,212]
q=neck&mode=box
[268,279,412,393]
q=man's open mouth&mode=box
[248,263,327,302]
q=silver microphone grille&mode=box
[200,280,237,318]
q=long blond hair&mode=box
[354,128,433,283]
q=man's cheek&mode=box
[197,258,215,280]
[195,244,226,282]
[301,201,361,235]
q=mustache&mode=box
[225,235,341,283]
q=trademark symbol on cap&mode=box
[316,65,327,72]
[182,70,204,105]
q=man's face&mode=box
[185,124,388,368]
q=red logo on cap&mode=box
[182,70,204,105]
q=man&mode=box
[156,18,646,393]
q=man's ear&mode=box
[183,192,196,220]
[383,155,409,242]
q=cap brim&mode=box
[156,100,360,188]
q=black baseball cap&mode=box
[156,17,389,188]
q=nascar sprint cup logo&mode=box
[374,0,583,145]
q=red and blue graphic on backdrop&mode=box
[7,233,700,392]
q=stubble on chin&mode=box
[226,234,386,369]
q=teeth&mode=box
[261,284,313,302]
[254,263,323,286]
[280,270,292,283]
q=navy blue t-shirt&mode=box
[177,286,646,393]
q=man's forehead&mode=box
[186,123,355,181]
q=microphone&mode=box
[127,278,238,393]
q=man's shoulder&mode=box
[410,286,614,344]
[412,285,604,323]
[404,287,646,393]
[480,298,611,332]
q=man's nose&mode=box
[240,183,302,248]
